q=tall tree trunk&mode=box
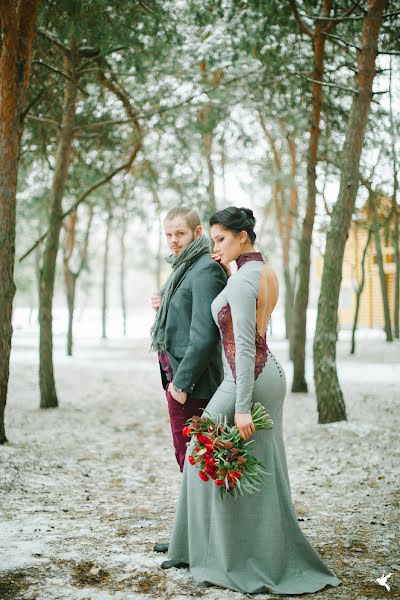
[313,0,385,424]
[291,10,327,392]
[389,58,399,338]
[120,206,127,337]
[259,115,296,345]
[393,210,400,338]
[102,207,112,339]
[152,188,163,291]
[63,211,77,356]
[286,132,299,357]
[39,45,78,408]
[221,136,227,206]
[374,225,393,341]
[203,130,217,215]
[62,207,93,356]
[351,227,372,354]
[0,1,41,443]
[35,227,42,319]
[63,265,76,357]
[197,63,222,218]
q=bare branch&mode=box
[19,145,141,263]
[33,59,71,81]
[38,29,70,54]
[324,3,359,32]
[76,205,94,277]
[378,50,400,56]
[349,0,367,15]
[25,114,60,130]
[74,67,263,132]
[382,10,400,19]
[288,0,314,38]
[296,73,357,94]
[299,11,364,22]
[21,88,45,121]
[322,32,361,51]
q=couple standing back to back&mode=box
[150,205,341,595]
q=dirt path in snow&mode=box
[0,333,399,599]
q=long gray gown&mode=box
[167,252,341,594]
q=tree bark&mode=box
[259,115,297,346]
[202,129,217,216]
[389,60,399,338]
[120,204,127,337]
[102,206,112,339]
[0,0,41,443]
[290,5,328,392]
[393,209,400,338]
[39,44,78,408]
[374,225,393,341]
[350,227,372,354]
[313,0,386,424]
[151,187,163,291]
[62,207,93,356]
[63,264,76,357]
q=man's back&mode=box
[165,253,226,399]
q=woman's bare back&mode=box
[256,264,279,337]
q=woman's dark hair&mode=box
[209,206,256,244]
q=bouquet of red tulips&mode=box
[182,402,273,499]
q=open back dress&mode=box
[167,252,341,594]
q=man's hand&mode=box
[151,292,161,311]
[234,413,255,441]
[168,382,188,405]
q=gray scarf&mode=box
[150,234,211,351]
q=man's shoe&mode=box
[160,559,189,570]
[153,542,169,553]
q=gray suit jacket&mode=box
[163,253,227,399]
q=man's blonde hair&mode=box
[164,206,201,232]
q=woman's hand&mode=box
[211,253,231,277]
[168,382,188,405]
[234,413,255,441]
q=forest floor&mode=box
[0,331,399,600]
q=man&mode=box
[150,206,226,554]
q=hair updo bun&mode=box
[240,207,255,226]
[209,206,257,244]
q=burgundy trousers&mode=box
[166,386,209,472]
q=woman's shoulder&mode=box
[227,267,258,297]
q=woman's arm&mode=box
[226,272,257,440]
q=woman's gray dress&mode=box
[167,253,341,594]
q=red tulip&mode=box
[182,426,191,438]
[214,479,224,486]
[196,434,210,445]
[188,455,195,466]
[199,471,209,482]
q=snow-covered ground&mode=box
[0,330,399,599]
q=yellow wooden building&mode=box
[317,203,398,330]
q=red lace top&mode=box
[217,252,268,383]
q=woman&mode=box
[164,207,341,594]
